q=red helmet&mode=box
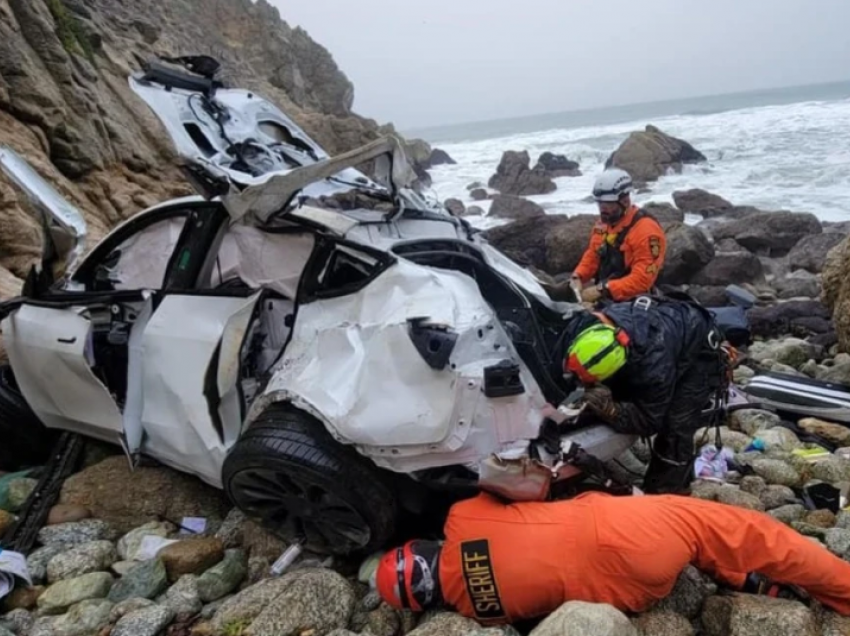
[375,540,441,611]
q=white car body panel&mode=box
[2,305,123,441]
[255,258,547,473]
[138,293,261,487]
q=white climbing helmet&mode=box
[592,168,633,202]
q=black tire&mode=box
[222,403,398,556]
[0,364,59,472]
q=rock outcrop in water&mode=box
[488,150,557,196]
[605,124,707,185]
[0,0,436,299]
[534,152,582,178]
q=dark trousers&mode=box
[642,354,721,495]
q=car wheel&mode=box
[222,403,398,556]
[0,364,58,471]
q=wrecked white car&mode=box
[3,55,811,556]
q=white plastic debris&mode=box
[270,542,303,577]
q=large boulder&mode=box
[534,152,581,177]
[711,211,823,256]
[488,194,547,220]
[483,215,572,271]
[774,270,821,300]
[821,235,850,352]
[605,125,706,184]
[746,300,832,340]
[691,252,765,287]
[425,148,456,167]
[672,189,732,215]
[544,215,601,275]
[788,233,847,273]
[59,456,230,535]
[488,150,557,196]
[642,202,684,224]
[529,601,637,636]
[657,223,715,285]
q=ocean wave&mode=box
[424,96,850,225]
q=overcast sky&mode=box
[274,0,850,130]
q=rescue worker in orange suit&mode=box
[555,293,726,494]
[568,168,667,305]
[374,491,850,626]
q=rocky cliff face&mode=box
[0,0,406,297]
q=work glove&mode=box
[583,385,619,423]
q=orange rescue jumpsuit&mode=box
[438,491,850,625]
[573,205,667,301]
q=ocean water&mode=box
[406,81,850,229]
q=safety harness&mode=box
[596,209,652,283]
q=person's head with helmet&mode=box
[563,315,631,420]
[592,168,634,226]
[373,540,444,612]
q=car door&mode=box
[0,147,195,449]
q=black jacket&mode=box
[561,297,719,436]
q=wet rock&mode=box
[488,194,546,221]
[543,214,602,275]
[46,540,117,583]
[483,215,571,272]
[529,601,637,636]
[701,594,817,636]
[46,505,91,526]
[654,566,717,619]
[0,510,14,535]
[711,211,822,257]
[443,198,465,216]
[739,475,767,497]
[405,613,478,636]
[747,300,833,340]
[488,150,557,196]
[803,509,836,528]
[426,148,455,167]
[692,252,765,286]
[37,572,114,615]
[107,557,168,603]
[27,545,67,584]
[730,410,780,436]
[111,604,175,636]
[464,205,485,217]
[110,597,156,623]
[749,458,803,488]
[672,189,732,215]
[470,188,488,201]
[247,569,356,636]
[605,125,706,185]
[768,504,807,525]
[821,362,850,385]
[159,537,225,582]
[1,586,44,612]
[754,427,803,452]
[749,338,818,369]
[50,598,113,636]
[632,610,693,636]
[642,202,684,224]
[165,574,203,622]
[1,609,33,636]
[6,478,38,512]
[534,152,581,178]
[716,487,765,511]
[657,223,715,286]
[788,233,846,273]
[60,456,229,536]
[360,603,401,636]
[116,520,175,561]
[798,418,850,447]
[196,548,247,603]
[37,519,116,548]
[807,456,850,483]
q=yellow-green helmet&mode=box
[564,322,629,384]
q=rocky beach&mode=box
[2,0,850,635]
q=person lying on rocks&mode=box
[545,168,667,307]
[554,292,728,495]
[372,490,850,626]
